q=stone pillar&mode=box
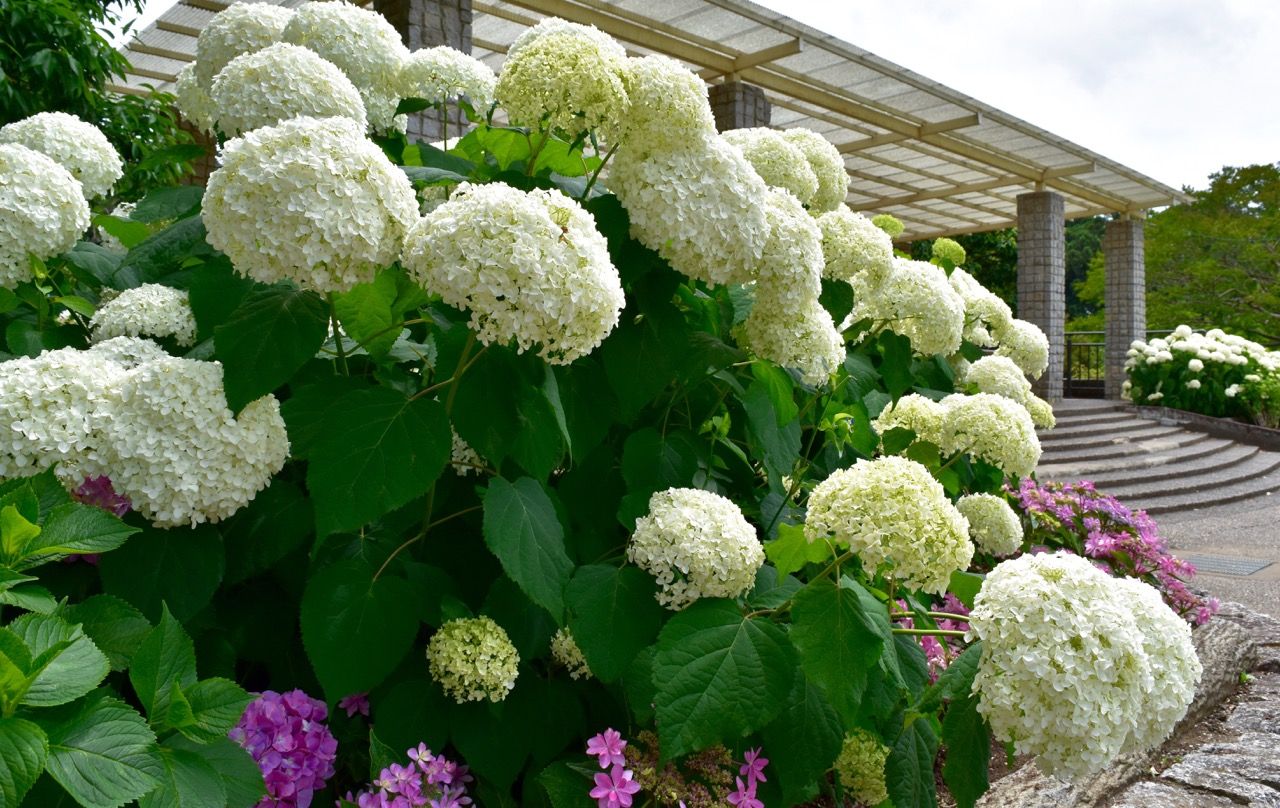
[708,80,771,131]
[1104,218,1145,400]
[1016,191,1066,401]
[374,0,473,142]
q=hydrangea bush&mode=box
[0,5,1205,807]
[1126,323,1280,417]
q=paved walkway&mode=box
[1038,399,1280,617]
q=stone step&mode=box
[1103,450,1280,499]
[1038,425,1199,458]
[1083,442,1262,488]
[1130,473,1280,516]
[1038,418,1169,443]
[1037,434,1232,477]
[1048,409,1140,429]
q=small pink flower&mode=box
[727,777,763,808]
[739,748,768,786]
[586,729,627,769]
[589,765,641,808]
[338,692,370,718]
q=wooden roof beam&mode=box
[155,20,201,38]
[125,65,179,83]
[849,163,1095,210]
[180,0,228,12]
[699,38,803,80]
[836,112,981,153]
[126,41,194,64]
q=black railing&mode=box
[1063,330,1174,399]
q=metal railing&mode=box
[1063,330,1175,399]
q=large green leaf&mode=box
[741,382,801,488]
[764,524,833,578]
[166,737,264,808]
[39,693,163,808]
[886,720,938,808]
[300,560,419,700]
[535,761,597,808]
[942,693,990,808]
[0,505,39,565]
[9,614,109,708]
[565,565,665,683]
[98,525,224,623]
[278,376,371,460]
[138,745,225,808]
[113,215,207,289]
[307,388,451,536]
[186,257,254,342]
[652,600,798,759]
[15,502,138,569]
[130,186,203,224]
[222,479,313,584]
[877,331,916,399]
[63,596,152,672]
[450,347,565,476]
[761,674,844,806]
[129,606,197,724]
[334,266,429,360]
[176,678,251,744]
[482,478,573,620]
[0,716,46,806]
[618,427,703,527]
[915,641,983,715]
[214,285,329,412]
[790,577,884,723]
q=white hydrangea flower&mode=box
[203,116,419,293]
[740,292,844,386]
[608,137,769,287]
[754,188,823,302]
[1185,378,1201,390]
[804,456,973,595]
[426,616,520,703]
[722,127,819,206]
[854,259,966,357]
[627,488,764,610]
[209,43,367,135]
[494,19,628,140]
[834,730,890,807]
[781,128,848,213]
[931,237,966,266]
[174,64,216,136]
[949,268,1012,347]
[816,207,893,287]
[195,1,294,89]
[1026,394,1056,429]
[398,46,496,110]
[282,1,409,134]
[89,284,197,347]
[450,429,483,476]
[939,393,1041,478]
[403,182,623,365]
[0,144,90,288]
[963,355,1032,406]
[993,318,1050,379]
[619,54,716,152]
[0,112,122,200]
[956,493,1023,556]
[969,553,1155,781]
[1109,576,1202,754]
[870,393,945,445]
[1187,358,1204,372]
[1225,383,1242,398]
[83,335,169,369]
[550,627,593,680]
[80,356,289,527]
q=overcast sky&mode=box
[752,0,1280,191]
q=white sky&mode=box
[112,0,1280,191]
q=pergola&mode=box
[111,0,1189,401]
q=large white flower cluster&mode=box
[722,128,819,206]
[948,267,1012,347]
[955,493,1023,556]
[495,18,628,140]
[834,730,890,807]
[203,116,418,293]
[816,208,894,287]
[969,552,1200,781]
[426,616,520,703]
[854,259,966,357]
[174,64,216,135]
[939,393,1041,478]
[0,144,90,288]
[804,456,973,595]
[195,1,294,89]
[993,318,1050,379]
[870,393,945,445]
[89,284,197,347]
[209,43,367,135]
[0,339,287,527]
[961,355,1056,430]
[282,1,408,133]
[403,182,623,364]
[608,137,769,287]
[398,46,496,110]
[619,55,716,151]
[0,112,122,200]
[627,488,764,610]
[781,128,849,213]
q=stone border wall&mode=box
[1128,405,1280,450]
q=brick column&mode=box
[708,81,771,131]
[1016,191,1066,401]
[374,0,472,142]
[1103,218,1145,400]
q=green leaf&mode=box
[92,213,151,250]
[176,678,251,744]
[373,678,449,754]
[114,215,207,288]
[819,277,854,324]
[300,560,419,700]
[618,427,703,527]
[764,523,832,578]
[746,564,803,610]
[790,577,883,723]
[186,257,254,341]
[886,720,938,808]
[222,479,313,584]
[880,426,917,456]
[948,570,985,609]
[535,761,596,808]
[53,295,95,317]
[877,331,916,399]
[138,745,226,808]
[307,388,451,536]
[842,575,903,688]
[130,186,204,223]
[279,376,371,460]
[652,600,798,759]
[0,568,34,593]
[741,382,801,488]
[39,692,163,808]
[400,165,469,186]
[761,674,844,806]
[0,505,40,565]
[98,525,224,623]
[15,502,138,569]
[942,692,990,808]
[565,565,665,683]
[166,736,264,808]
[450,347,565,476]
[214,285,329,412]
[0,716,47,806]
[129,606,197,724]
[750,362,798,425]
[9,614,109,708]
[0,584,56,614]
[333,266,428,360]
[63,596,152,672]
[64,243,122,287]
[915,642,982,715]
[482,477,573,620]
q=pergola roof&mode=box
[113,0,1190,239]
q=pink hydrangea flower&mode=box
[338,692,370,718]
[589,765,641,808]
[586,729,627,769]
[230,689,337,808]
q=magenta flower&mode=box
[739,747,768,786]
[73,475,131,517]
[347,742,471,808]
[338,692,370,718]
[229,690,337,808]
[586,729,627,769]
[589,765,641,808]
[727,777,763,808]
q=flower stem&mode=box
[373,504,481,581]
[891,628,968,638]
[579,142,619,201]
[891,611,971,622]
[327,293,348,376]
